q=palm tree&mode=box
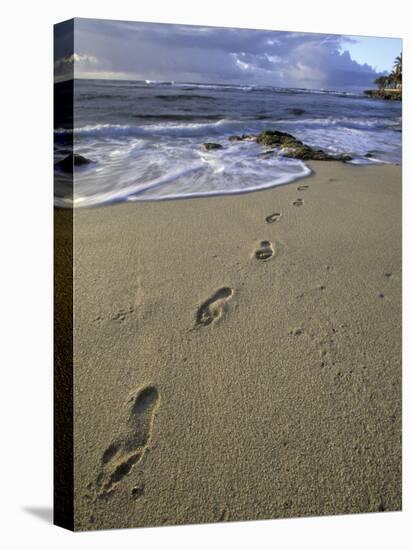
[374,75,389,89]
[374,54,402,91]
[386,73,395,89]
[392,53,402,88]
[393,54,402,74]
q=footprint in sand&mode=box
[265,212,281,224]
[95,385,160,499]
[111,306,134,323]
[195,287,234,328]
[297,185,309,191]
[255,240,274,261]
[293,198,304,207]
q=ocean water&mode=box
[54,79,402,207]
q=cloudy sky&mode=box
[54,18,401,91]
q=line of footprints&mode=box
[194,184,308,329]
[86,184,308,517]
[88,179,392,520]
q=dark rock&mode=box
[287,107,306,116]
[228,134,256,142]
[256,130,303,147]
[282,145,332,161]
[228,128,353,163]
[283,145,352,162]
[56,153,93,172]
[335,153,353,162]
[203,142,223,150]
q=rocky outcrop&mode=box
[256,130,301,147]
[255,130,352,161]
[283,146,352,162]
[55,153,93,172]
[203,142,223,150]
[228,129,352,162]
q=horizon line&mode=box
[54,75,366,94]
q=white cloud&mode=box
[54,52,99,82]
[53,20,395,90]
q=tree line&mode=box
[374,53,402,90]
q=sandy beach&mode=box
[68,161,401,530]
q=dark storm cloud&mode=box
[63,18,384,90]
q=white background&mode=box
[0,0,410,547]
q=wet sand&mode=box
[70,161,401,530]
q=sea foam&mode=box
[54,79,402,207]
